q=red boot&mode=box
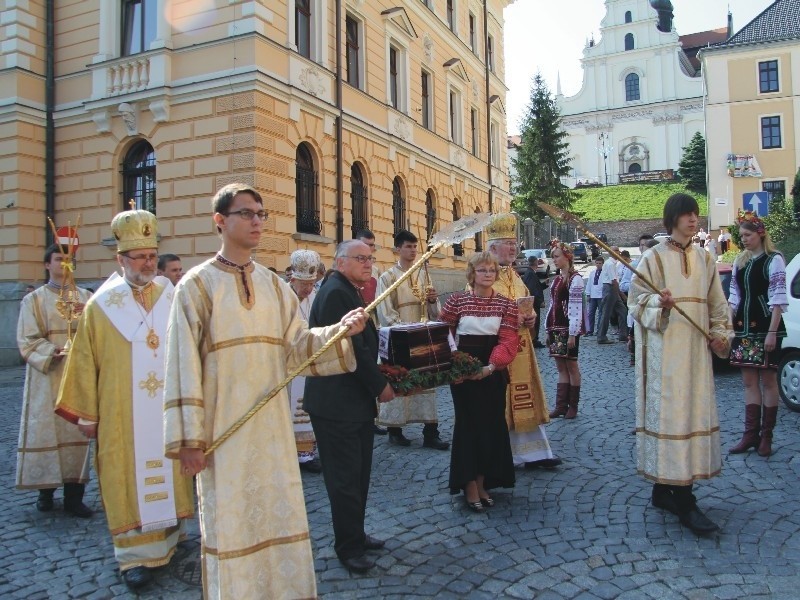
[565,386,581,419]
[728,404,761,454]
[549,383,570,418]
[758,406,778,457]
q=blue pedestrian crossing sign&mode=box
[743,191,770,216]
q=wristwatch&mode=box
[487,364,496,373]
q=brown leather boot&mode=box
[549,383,570,418]
[565,385,581,419]
[757,406,778,457]
[728,404,761,454]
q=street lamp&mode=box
[597,132,613,186]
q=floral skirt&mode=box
[547,330,580,361]
[729,335,782,369]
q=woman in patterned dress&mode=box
[728,211,788,457]
[545,241,585,419]
[439,252,520,513]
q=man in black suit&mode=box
[304,239,396,574]
[521,256,546,348]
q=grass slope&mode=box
[572,183,709,222]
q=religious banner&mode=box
[726,154,763,178]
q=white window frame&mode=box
[345,11,366,90]
[470,107,479,156]
[287,0,329,67]
[385,39,410,113]
[487,34,495,73]
[447,0,458,35]
[490,119,500,166]
[421,68,434,130]
[448,87,464,145]
[756,58,781,95]
[468,12,478,55]
[95,0,172,62]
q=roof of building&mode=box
[716,0,800,47]
[680,27,730,69]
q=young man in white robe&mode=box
[628,194,732,534]
[17,244,92,517]
[376,229,449,450]
[56,209,195,590]
[163,183,368,600]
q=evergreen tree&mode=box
[678,132,707,194]
[511,73,573,220]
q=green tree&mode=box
[791,167,800,223]
[678,131,707,194]
[511,73,573,220]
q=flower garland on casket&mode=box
[379,351,484,396]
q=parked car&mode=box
[579,234,607,259]
[654,232,670,243]
[570,242,589,263]
[513,249,554,278]
[777,254,800,412]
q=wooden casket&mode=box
[378,322,454,373]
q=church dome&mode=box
[650,0,674,33]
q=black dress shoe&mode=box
[372,424,388,435]
[533,341,546,348]
[364,535,385,550]
[524,457,562,470]
[422,436,450,450]
[299,458,322,473]
[36,495,54,512]
[651,492,680,516]
[388,432,411,447]
[340,555,375,573]
[64,500,94,518]
[679,508,719,534]
[122,566,152,589]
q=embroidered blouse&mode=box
[439,291,520,369]
[729,252,788,338]
[729,252,788,314]
[544,271,585,337]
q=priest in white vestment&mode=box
[288,249,323,473]
[629,194,732,534]
[56,209,194,590]
[164,183,366,600]
[376,230,449,450]
[17,244,92,517]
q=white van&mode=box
[778,254,800,411]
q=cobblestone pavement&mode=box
[2,334,800,599]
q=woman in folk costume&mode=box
[544,241,585,419]
[628,194,732,534]
[288,249,323,472]
[440,252,519,512]
[483,213,561,469]
[727,211,788,457]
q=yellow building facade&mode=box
[0,0,514,362]
[701,1,799,230]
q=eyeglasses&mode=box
[475,268,497,274]
[124,253,158,263]
[225,209,268,221]
[345,255,376,264]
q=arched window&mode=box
[425,189,436,242]
[628,163,642,173]
[296,143,320,234]
[625,73,640,101]
[122,140,156,213]
[452,200,464,256]
[624,10,632,23]
[392,177,406,235]
[624,33,634,51]
[350,163,369,239]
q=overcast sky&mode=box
[502,0,776,135]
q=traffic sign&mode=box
[742,191,770,216]
[55,226,80,252]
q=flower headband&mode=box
[735,210,766,235]
[549,239,574,259]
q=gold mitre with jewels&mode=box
[111,209,158,253]
[484,212,518,241]
[290,249,320,281]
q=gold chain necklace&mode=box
[132,284,160,356]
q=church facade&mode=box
[557,0,728,188]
